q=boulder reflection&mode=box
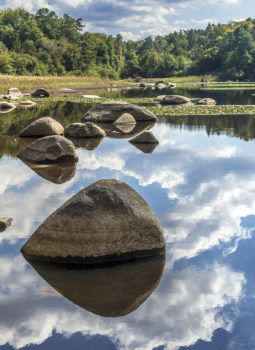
[26,253,165,317]
[97,121,156,139]
[21,161,77,184]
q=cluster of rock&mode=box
[155,94,217,106]
[139,81,176,89]
[0,87,50,101]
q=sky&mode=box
[0,0,254,40]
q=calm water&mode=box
[1,92,255,349]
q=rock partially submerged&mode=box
[18,135,78,164]
[0,217,13,232]
[26,254,165,317]
[82,101,157,123]
[19,117,64,137]
[129,131,159,144]
[21,179,165,264]
[31,88,50,98]
[197,98,217,105]
[0,102,16,113]
[160,95,191,105]
[64,122,106,138]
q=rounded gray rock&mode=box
[197,98,216,105]
[161,95,191,105]
[64,122,106,138]
[21,179,165,264]
[19,117,64,137]
[18,135,78,164]
[81,101,157,123]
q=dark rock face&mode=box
[31,88,50,98]
[160,95,191,105]
[21,161,77,184]
[64,122,106,138]
[21,179,165,264]
[25,253,165,317]
[81,101,157,123]
[19,117,64,137]
[18,135,78,164]
[129,131,159,144]
[0,102,16,113]
[0,217,13,232]
[197,98,217,105]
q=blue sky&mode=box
[0,0,253,40]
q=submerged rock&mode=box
[31,88,50,98]
[18,135,78,164]
[64,122,106,138]
[0,217,13,232]
[0,102,16,113]
[26,253,165,317]
[129,131,159,144]
[160,95,191,105]
[21,162,77,184]
[197,98,217,105]
[21,179,165,264]
[113,113,136,125]
[19,117,64,137]
[82,101,157,123]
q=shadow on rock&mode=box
[25,253,165,317]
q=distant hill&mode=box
[0,8,254,80]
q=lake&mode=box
[1,88,255,350]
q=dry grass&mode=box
[0,75,132,94]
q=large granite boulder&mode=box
[129,131,159,144]
[0,217,13,233]
[18,135,78,164]
[21,179,165,264]
[0,102,16,113]
[31,88,50,98]
[64,122,106,138]
[19,117,64,137]
[81,101,157,123]
[26,253,165,317]
[197,98,216,105]
[160,95,191,105]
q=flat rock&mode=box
[19,100,36,107]
[26,254,165,317]
[82,101,157,123]
[113,113,136,125]
[58,88,75,93]
[129,131,159,144]
[18,135,78,164]
[160,95,191,105]
[21,161,77,184]
[31,88,50,98]
[19,117,64,137]
[21,179,165,264]
[80,95,101,99]
[64,122,106,138]
[197,98,217,105]
[0,217,13,232]
[155,83,166,90]
[0,102,16,113]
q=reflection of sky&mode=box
[1,121,255,349]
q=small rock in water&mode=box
[160,95,190,105]
[21,179,165,264]
[8,88,23,98]
[0,217,13,232]
[129,131,159,144]
[113,113,136,125]
[197,98,216,105]
[31,88,50,98]
[18,135,78,164]
[64,122,106,138]
[0,102,16,113]
[19,117,64,137]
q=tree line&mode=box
[0,8,255,80]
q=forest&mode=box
[0,8,255,80]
